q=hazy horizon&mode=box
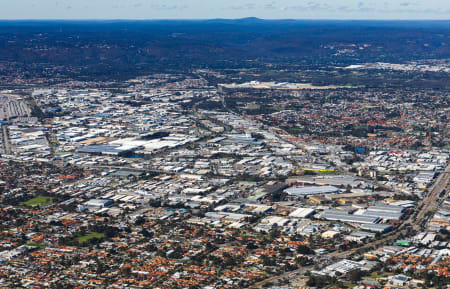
[1,0,450,20]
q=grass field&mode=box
[20,196,54,207]
[368,272,384,279]
[26,242,46,248]
[77,233,105,244]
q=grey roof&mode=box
[390,274,411,282]
[84,199,113,206]
[319,211,380,224]
[77,145,129,154]
[291,175,363,187]
[285,185,341,196]
[361,211,403,220]
[367,205,405,214]
[109,170,144,177]
[350,231,375,238]
[360,223,393,232]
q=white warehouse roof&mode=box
[320,211,380,224]
[285,185,341,196]
[289,208,316,218]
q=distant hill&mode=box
[0,19,449,79]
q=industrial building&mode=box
[77,145,133,156]
[319,211,380,224]
[360,223,393,233]
[83,199,114,208]
[351,204,405,221]
[360,210,403,221]
[284,185,341,199]
[314,259,377,277]
[289,207,316,218]
[367,205,405,214]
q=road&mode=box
[1,125,11,154]
[412,163,450,231]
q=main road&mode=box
[1,125,11,154]
[412,162,450,231]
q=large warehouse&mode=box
[77,144,133,156]
[355,204,405,221]
[319,211,380,224]
[83,199,114,208]
[367,205,405,214]
[360,223,393,233]
[359,210,403,221]
[289,208,316,218]
[284,185,341,199]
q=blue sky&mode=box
[2,0,450,20]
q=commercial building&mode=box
[360,210,403,221]
[284,185,341,199]
[77,145,133,156]
[367,205,405,214]
[319,211,380,224]
[289,208,316,218]
[83,199,114,208]
[360,223,393,233]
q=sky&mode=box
[1,0,450,20]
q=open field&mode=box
[77,233,105,245]
[20,196,54,207]
[26,242,46,249]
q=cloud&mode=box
[226,3,256,10]
[264,2,276,10]
[150,4,188,10]
[283,2,333,12]
[337,6,352,12]
[399,1,420,7]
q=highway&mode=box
[1,125,11,154]
[412,163,450,231]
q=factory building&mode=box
[284,185,341,200]
[354,204,405,221]
[289,208,316,218]
[360,223,393,233]
[83,199,114,208]
[367,205,405,214]
[319,211,380,224]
